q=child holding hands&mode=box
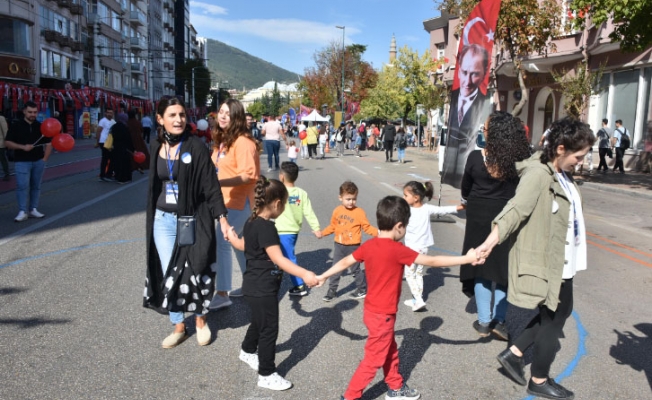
[402,180,463,311]
[227,176,318,391]
[316,196,480,400]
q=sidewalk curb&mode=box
[579,181,652,200]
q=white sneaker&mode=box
[239,349,259,371]
[29,209,45,218]
[258,372,292,391]
[208,294,232,310]
[411,299,426,312]
[403,299,415,308]
[14,211,28,222]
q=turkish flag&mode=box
[451,0,502,95]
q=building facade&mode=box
[424,6,652,169]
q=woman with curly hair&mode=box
[459,111,532,341]
[208,98,261,310]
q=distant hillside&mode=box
[205,38,299,91]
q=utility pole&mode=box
[336,26,345,121]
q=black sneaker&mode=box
[322,288,337,302]
[527,378,575,399]
[349,289,367,299]
[386,383,420,399]
[491,321,509,341]
[497,348,527,386]
[473,320,491,337]
[289,285,308,297]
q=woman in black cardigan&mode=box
[143,97,230,348]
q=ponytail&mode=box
[250,176,288,221]
[403,180,434,202]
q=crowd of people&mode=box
[135,95,596,400]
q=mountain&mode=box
[205,38,299,92]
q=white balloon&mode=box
[196,119,209,131]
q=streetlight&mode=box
[335,26,345,120]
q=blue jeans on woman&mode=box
[265,140,280,170]
[475,277,507,325]
[153,209,201,324]
[397,148,405,162]
[214,198,249,292]
[14,159,45,212]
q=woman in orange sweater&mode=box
[209,99,261,310]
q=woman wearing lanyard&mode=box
[144,96,230,348]
[209,98,261,310]
[476,118,594,400]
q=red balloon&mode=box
[41,118,62,138]
[133,151,146,164]
[299,131,307,140]
[51,133,75,152]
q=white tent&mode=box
[301,110,330,122]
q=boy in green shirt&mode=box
[275,161,322,296]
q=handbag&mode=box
[103,133,114,150]
[176,215,196,247]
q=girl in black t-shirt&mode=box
[226,176,318,391]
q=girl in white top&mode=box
[402,181,463,311]
[287,140,299,164]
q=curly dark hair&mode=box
[250,176,288,221]
[211,98,260,152]
[540,117,595,164]
[484,111,532,180]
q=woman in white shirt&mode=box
[477,118,595,400]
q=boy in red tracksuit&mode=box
[317,196,479,400]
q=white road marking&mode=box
[0,178,146,247]
[381,182,402,194]
[348,165,368,175]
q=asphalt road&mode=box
[0,145,651,400]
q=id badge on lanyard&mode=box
[166,141,183,205]
[165,181,178,204]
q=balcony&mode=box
[131,62,144,74]
[43,29,58,42]
[57,0,70,8]
[129,10,147,26]
[132,87,147,97]
[129,36,147,51]
[70,4,83,15]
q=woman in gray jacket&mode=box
[477,118,594,400]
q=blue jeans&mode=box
[153,209,199,324]
[265,140,280,169]
[214,198,249,291]
[14,160,45,212]
[474,277,507,324]
[279,234,303,287]
[397,148,405,161]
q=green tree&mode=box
[552,62,604,118]
[176,59,211,108]
[270,82,282,116]
[569,0,652,52]
[247,101,265,120]
[359,46,445,122]
[437,0,564,115]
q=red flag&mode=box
[451,0,501,95]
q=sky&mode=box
[189,0,441,80]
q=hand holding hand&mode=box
[314,275,326,287]
[313,230,322,239]
[220,219,232,241]
[303,271,319,288]
[226,226,238,242]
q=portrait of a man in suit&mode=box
[442,44,492,187]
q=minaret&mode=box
[389,34,397,63]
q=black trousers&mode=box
[99,143,114,178]
[242,295,279,376]
[328,243,366,292]
[143,127,151,142]
[597,148,609,171]
[384,140,394,160]
[614,147,625,172]
[307,144,318,158]
[513,279,574,378]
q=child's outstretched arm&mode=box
[426,203,460,217]
[415,248,482,268]
[302,193,321,236]
[316,254,358,286]
[226,226,245,251]
[320,211,337,238]
[265,245,319,287]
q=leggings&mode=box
[513,279,574,378]
[308,144,318,158]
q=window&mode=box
[41,49,49,75]
[52,53,62,78]
[590,74,610,130]
[612,70,639,133]
[111,9,121,31]
[97,2,108,20]
[0,18,32,56]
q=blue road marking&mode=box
[0,239,144,269]
[430,246,587,398]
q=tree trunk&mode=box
[511,67,528,116]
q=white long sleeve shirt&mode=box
[405,204,458,251]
